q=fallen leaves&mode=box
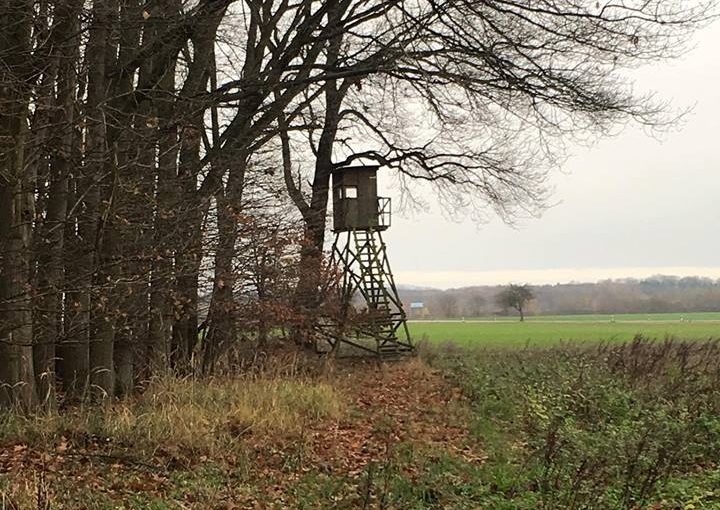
[0,359,483,508]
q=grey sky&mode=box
[379,22,720,289]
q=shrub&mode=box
[431,337,720,509]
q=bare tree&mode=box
[465,294,487,318]
[436,293,459,319]
[278,0,716,322]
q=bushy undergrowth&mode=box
[0,375,343,457]
[430,336,720,509]
[4,340,720,509]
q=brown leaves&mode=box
[0,360,481,508]
[0,444,30,473]
[292,359,484,476]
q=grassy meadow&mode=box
[409,312,720,347]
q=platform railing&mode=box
[377,197,391,228]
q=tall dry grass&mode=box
[0,374,343,457]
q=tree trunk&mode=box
[292,78,346,345]
[171,115,206,372]
[29,12,60,407]
[41,0,85,402]
[170,15,221,374]
[111,0,143,397]
[86,0,119,399]
[203,156,246,374]
[146,52,178,376]
[171,152,204,373]
[0,0,36,410]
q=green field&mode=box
[409,312,720,346]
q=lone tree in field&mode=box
[496,285,535,322]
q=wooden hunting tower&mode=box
[324,165,413,359]
[331,165,390,231]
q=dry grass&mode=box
[0,359,480,509]
[0,375,344,457]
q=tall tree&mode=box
[34,0,84,404]
[279,0,716,323]
[85,0,119,400]
[0,0,37,409]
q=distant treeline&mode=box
[400,276,720,318]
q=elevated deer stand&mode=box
[320,165,413,360]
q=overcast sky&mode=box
[377,22,720,290]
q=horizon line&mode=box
[395,266,720,290]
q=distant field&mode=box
[520,311,720,322]
[409,312,720,347]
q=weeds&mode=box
[5,339,720,509]
[433,336,720,509]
